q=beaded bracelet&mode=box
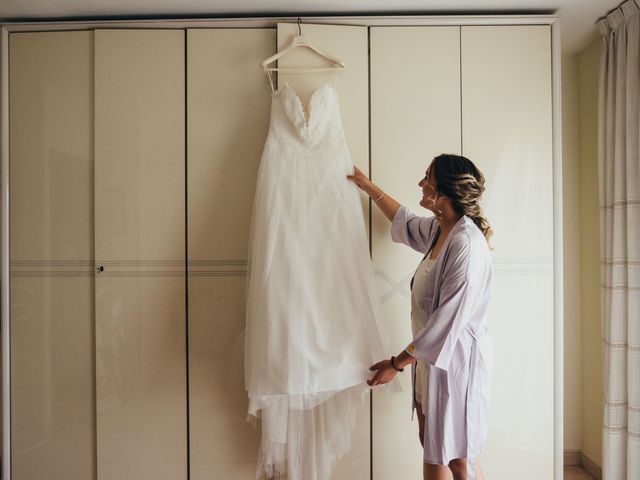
[390,355,404,372]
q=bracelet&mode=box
[390,356,404,372]
[373,192,385,203]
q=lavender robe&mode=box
[391,206,493,468]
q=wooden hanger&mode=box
[261,17,346,75]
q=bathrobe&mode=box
[391,206,493,469]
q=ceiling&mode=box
[0,0,621,54]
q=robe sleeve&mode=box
[404,235,472,371]
[390,205,438,254]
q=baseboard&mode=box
[563,450,602,479]
[581,453,602,480]
[564,450,581,466]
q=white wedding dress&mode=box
[245,77,398,480]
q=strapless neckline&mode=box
[272,82,335,132]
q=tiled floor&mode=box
[564,466,597,479]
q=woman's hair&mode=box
[430,153,493,243]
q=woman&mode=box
[347,154,493,480]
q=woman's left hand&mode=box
[367,359,397,387]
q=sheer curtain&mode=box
[597,1,640,478]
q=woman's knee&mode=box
[423,462,453,480]
[447,458,467,479]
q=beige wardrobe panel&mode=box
[369,27,461,479]
[9,31,95,480]
[461,26,554,479]
[278,22,372,478]
[94,29,186,480]
[186,28,273,478]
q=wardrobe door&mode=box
[461,26,554,479]
[276,22,372,479]
[9,30,95,480]
[94,29,186,480]
[369,26,461,479]
[186,28,274,479]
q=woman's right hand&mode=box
[347,166,374,194]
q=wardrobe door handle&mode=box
[96,266,104,273]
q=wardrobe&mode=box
[3,16,560,480]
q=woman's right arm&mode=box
[347,166,437,253]
[347,166,400,222]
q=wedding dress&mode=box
[245,76,397,480]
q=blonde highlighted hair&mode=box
[431,154,493,244]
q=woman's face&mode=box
[418,164,439,213]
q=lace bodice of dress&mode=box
[266,82,346,153]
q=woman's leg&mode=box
[447,456,485,480]
[423,462,454,480]
[448,459,467,480]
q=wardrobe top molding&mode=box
[0,14,559,32]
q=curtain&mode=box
[598,1,640,479]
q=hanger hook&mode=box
[297,17,302,36]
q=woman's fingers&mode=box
[368,360,393,387]
[369,373,386,387]
[367,372,381,387]
[367,363,380,386]
[346,166,369,190]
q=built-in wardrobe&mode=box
[2,16,561,480]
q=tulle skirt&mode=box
[245,139,397,479]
